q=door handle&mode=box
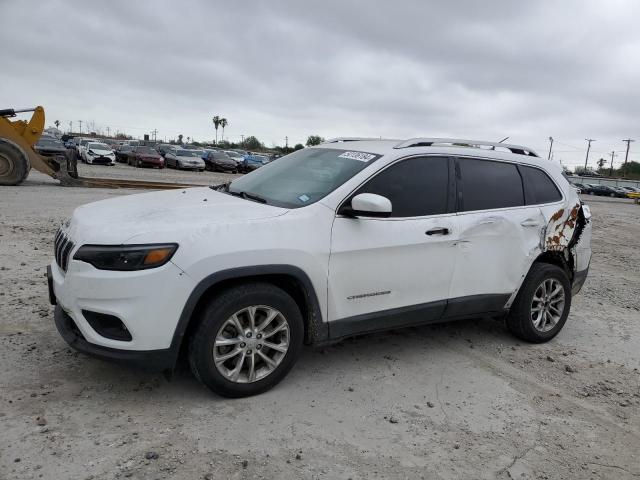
[520,219,541,227]
[425,227,450,236]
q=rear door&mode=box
[446,157,544,317]
[328,156,458,336]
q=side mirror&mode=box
[341,193,392,218]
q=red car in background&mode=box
[127,146,164,168]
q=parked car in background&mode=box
[83,142,116,165]
[204,151,238,173]
[155,144,174,157]
[77,138,95,161]
[609,186,631,198]
[115,145,133,163]
[164,148,205,171]
[34,137,67,157]
[585,184,623,197]
[242,154,269,173]
[127,146,164,168]
[224,150,246,167]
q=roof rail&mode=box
[324,137,395,143]
[394,138,539,157]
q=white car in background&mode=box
[82,142,116,165]
[49,137,591,398]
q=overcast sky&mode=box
[1,0,639,168]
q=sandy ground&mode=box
[1,167,639,480]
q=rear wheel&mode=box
[0,141,30,186]
[506,263,571,343]
[188,283,303,397]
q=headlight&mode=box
[73,244,178,271]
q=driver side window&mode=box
[353,156,450,217]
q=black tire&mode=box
[0,141,30,186]
[506,263,571,343]
[188,282,304,398]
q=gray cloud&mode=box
[1,0,638,166]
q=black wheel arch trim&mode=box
[169,264,327,364]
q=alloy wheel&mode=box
[530,278,565,332]
[213,305,290,383]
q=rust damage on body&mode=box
[545,202,581,251]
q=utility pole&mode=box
[583,139,595,173]
[547,137,553,161]
[609,151,617,177]
[151,129,158,141]
[106,126,110,137]
[621,139,634,177]
[68,121,72,134]
[240,135,245,145]
[78,120,83,134]
[285,136,289,149]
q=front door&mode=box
[328,156,458,337]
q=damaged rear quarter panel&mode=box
[539,198,591,272]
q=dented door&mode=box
[448,206,545,301]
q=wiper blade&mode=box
[211,183,268,204]
[238,191,267,204]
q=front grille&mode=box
[54,228,75,272]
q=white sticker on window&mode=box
[338,151,376,162]
[298,194,310,202]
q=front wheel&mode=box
[506,263,571,343]
[188,283,303,398]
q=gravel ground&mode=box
[1,169,639,479]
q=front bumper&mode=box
[54,305,175,371]
[49,257,196,352]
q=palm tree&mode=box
[212,116,221,144]
[219,118,228,143]
[54,120,60,130]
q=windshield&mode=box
[228,148,380,208]
[225,151,243,159]
[175,149,200,157]
[88,143,109,150]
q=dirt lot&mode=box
[1,167,639,479]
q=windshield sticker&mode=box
[338,151,376,162]
[298,194,310,202]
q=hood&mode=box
[91,149,114,154]
[177,155,203,162]
[66,187,288,244]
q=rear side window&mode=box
[458,158,524,211]
[519,165,562,204]
[354,156,449,217]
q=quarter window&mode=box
[458,158,524,211]
[353,156,449,217]
[519,165,562,204]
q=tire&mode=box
[506,263,571,343]
[137,160,141,168]
[0,141,30,186]
[188,282,304,398]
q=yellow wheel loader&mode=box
[0,106,195,189]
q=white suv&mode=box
[48,137,592,397]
